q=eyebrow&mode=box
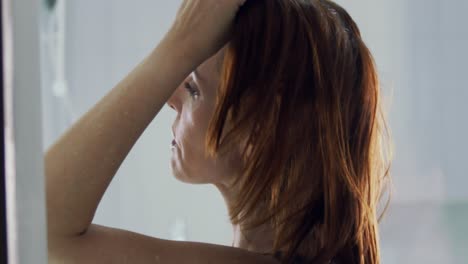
[193,68,204,83]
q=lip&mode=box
[171,126,179,148]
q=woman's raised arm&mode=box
[45,0,247,248]
[45,35,191,240]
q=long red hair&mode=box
[206,1,391,263]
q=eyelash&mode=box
[184,82,200,98]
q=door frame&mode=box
[2,0,47,263]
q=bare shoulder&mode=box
[49,224,280,264]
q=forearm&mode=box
[45,37,193,239]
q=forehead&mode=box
[197,47,226,83]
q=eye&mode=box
[184,82,200,98]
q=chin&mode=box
[171,165,212,185]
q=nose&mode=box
[166,86,182,112]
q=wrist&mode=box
[157,30,203,72]
[138,33,199,98]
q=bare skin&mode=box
[45,0,278,263]
[166,48,275,253]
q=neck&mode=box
[215,182,275,253]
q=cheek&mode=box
[173,93,242,183]
[174,97,244,184]
[180,105,210,151]
[173,105,216,182]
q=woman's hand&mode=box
[165,0,247,67]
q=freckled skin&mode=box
[167,47,243,186]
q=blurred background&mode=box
[39,0,468,263]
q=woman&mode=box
[46,0,391,263]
